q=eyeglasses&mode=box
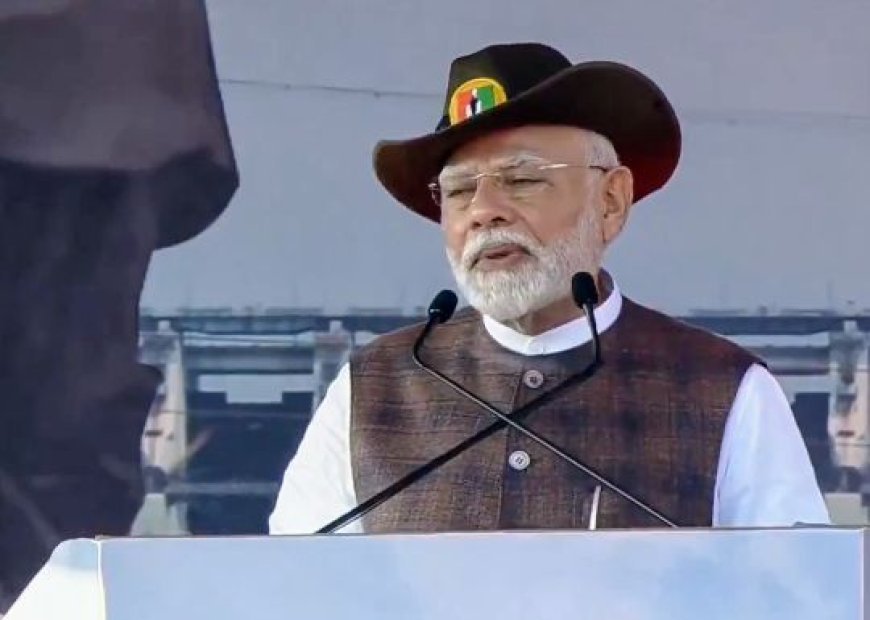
[428,162,610,210]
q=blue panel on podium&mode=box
[7,528,867,620]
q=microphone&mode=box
[316,288,595,534]
[316,289,459,533]
[317,277,675,533]
[572,272,601,365]
[425,289,459,328]
[410,274,677,528]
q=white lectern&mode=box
[6,527,865,619]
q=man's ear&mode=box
[600,166,633,244]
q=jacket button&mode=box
[508,450,531,471]
[522,369,544,389]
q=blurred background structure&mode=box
[133,305,870,534]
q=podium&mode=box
[6,527,867,619]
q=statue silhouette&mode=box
[0,1,238,608]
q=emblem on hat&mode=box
[448,77,508,126]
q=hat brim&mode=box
[373,61,680,222]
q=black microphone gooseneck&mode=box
[572,272,601,366]
[412,274,677,528]
[316,289,598,533]
[317,273,677,532]
[316,290,458,533]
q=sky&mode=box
[140,0,870,317]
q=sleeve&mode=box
[713,363,832,527]
[268,363,360,534]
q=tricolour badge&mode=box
[448,77,508,125]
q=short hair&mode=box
[583,129,620,169]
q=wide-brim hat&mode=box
[373,42,680,222]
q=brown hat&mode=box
[373,42,680,222]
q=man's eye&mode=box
[505,176,544,187]
[445,186,475,198]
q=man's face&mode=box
[438,125,631,322]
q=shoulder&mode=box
[620,297,763,368]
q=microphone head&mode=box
[571,272,599,308]
[428,289,458,324]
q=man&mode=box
[270,42,829,533]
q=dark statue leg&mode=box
[0,164,162,605]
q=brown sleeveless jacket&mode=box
[349,297,758,531]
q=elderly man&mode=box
[270,42,829,533]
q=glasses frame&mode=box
[427,162,611,208]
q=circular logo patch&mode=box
[448,77,508,125]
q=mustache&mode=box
[460,229,540,270]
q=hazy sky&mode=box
[141,0,870,316]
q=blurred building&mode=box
[133,306,870,534]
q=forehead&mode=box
[444,125,591,171]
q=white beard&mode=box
[447,209,604,322]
